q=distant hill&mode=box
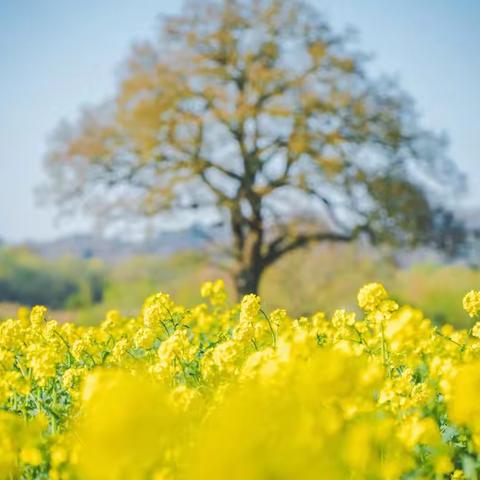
[22,226,223,263]
[5,207,480,264]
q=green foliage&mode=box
[262,245,480,329]
[75,251,232,324]
[0,247,105,309]
[1,243,478,329]
[261,244,395,315]
[394,263,480,328]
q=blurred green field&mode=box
[0,244,478,328]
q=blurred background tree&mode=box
[43,0,466,296]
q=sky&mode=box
[0,0,479,242]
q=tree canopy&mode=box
[44,0,465,295]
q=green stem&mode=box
[380,320,390,377]
[260,309,277,348]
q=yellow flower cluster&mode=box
[463,290,480,318]
[1,280,480,479]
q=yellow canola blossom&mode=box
[1,281,480,479]
[463,290,480,318]
[357,282,389,311]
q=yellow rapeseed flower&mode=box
[463,290,480,317]
[0,281,480,478]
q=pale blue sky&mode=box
[1,0,479,242]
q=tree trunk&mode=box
[230,195,264,297]
[234,225,264,297]
[235,264,261,297]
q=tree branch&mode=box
[263,231,353,267]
